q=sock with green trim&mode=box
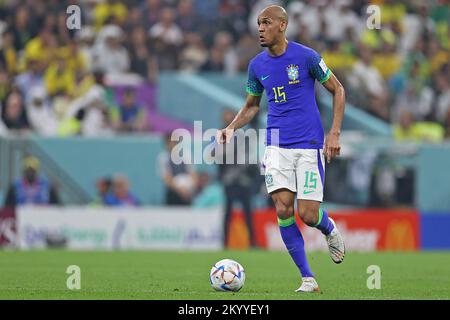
[278,216,314,278]
[314,208,334,236]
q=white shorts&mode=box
[262,146,325,201]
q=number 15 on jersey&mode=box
[272,86,286,103]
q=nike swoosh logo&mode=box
[303,190,315,195]
[261,75,270,80]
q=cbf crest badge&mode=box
[286,64,300,84]
[265,174,274,187]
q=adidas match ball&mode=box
[210,259,245,292]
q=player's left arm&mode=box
[308,50,346,163]
[321,73,345,164]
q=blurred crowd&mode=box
[0,0,449,141]
[93,174,141,206]
[288,0,450,142]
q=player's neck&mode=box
[267,38,288,57]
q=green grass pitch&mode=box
[1,250,449,300]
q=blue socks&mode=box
[314,208,335,235]
[278,216,314,278]
[278,209,334,278]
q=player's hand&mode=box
[216,127,235,144]
[324,131,341,164]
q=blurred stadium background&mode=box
[0,0,450,299]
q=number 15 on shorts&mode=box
[303,171,317,194]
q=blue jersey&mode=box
[246,41,331,149]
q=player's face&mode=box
[257,15,283,47]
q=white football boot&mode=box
[326,218,345,264]
[295,277,320,293]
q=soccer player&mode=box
[216,5,346,293]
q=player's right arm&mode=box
[216,94,261,144]
[216,59,264,144]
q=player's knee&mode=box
[274,201,294,220]
[298,207,317,227]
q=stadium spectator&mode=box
[61,71,113,137]
[217,0,248,39]
[122,6,144,34]
[284,1,304,39]
[0,31,18,75]
[176,0,198,33]
[323,0,360,43]
[3,156,60,207]
[299,0,324,40]
[159,133,198,205]
[201,46,225,72]
[23,28,57,71]
[93,0,128,30]
[393,80,434,122]
[149,6,183,47]
[179,32,208,73]
[0,91,30,134]
[426,38,449,75]
[292,21,315,50]
[110,88,148,133]
[372,40,402,81]
[393,109,417,141]
[44,51,76,97]
[14,58,46,103]
[92,176,113,206]
[215,108,259,248]
[347,46,389,120]
[126,26,155,80]
[194,0,221,24]
[414,4,437,43]
[0,65,11,102]
[92,24,130,76]
[321,40,356,79]
[434,72,450,124]
[394,109,444,143]
[75,27,96,73]
[8,6,33,52]
[149,7,183,70]
[369,157,397,208]
[192,171,225,208]
[25,86,58,136]
[140,0,163,30]
[236,32,260,72]
[127,26,149,72]
[104,175,140,206]
[59,39,88,74]
[213,31,238,74]
[31,1,63,30]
